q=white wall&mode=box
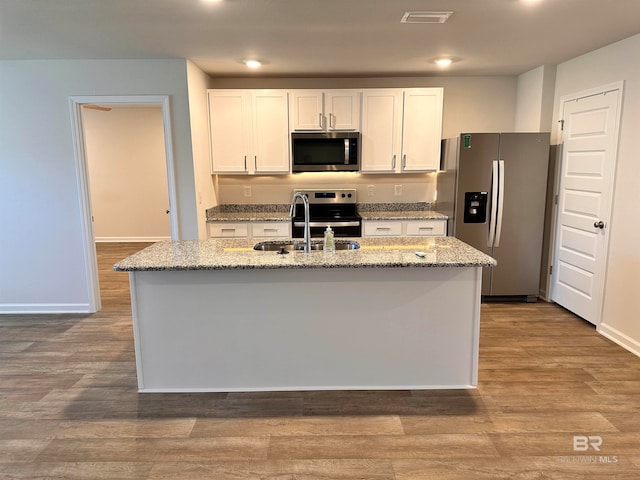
[83,106,171,242]
[0,59,198,313]
[552,33,640,354]
[515,65,557,132]
[209,76,517,204]
[186,60,218,240]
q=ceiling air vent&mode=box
[400,11,453,24]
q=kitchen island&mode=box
[114,237,495,393]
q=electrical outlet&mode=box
[367,185,374,197]
[394,184,403,196]
[243,186,252,197]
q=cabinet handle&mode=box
[376,227,391,231]
[418,226,434,230]
[319,113,323,129]
[254,155,257,171]
[392,155,396,169]
[402,154,407,169]
[329,113,335,129]
[244,155,247,170]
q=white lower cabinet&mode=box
[405,220,447,236]
[251,222,290,238]
[208,221,290,239]
[363,221,403,237]
[363,219,447,237]
[207,222,250,238]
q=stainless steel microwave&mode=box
[291,132,360,172]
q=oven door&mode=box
[292,220,362,238]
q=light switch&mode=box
[367,185,374,197]
[394,184,403,196]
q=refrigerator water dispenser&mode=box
[463,192,488,223]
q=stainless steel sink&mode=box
[253,240,360,253]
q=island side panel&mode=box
[129,267,481,392]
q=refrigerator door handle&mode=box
[488,160,499,247]
[495,160,505,247]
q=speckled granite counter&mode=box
[357,202,447,221]
[118,235,491,392]
[358,210,447,221]
[113,236,495,272]
[205,203,448,222]
[206,204,290,222]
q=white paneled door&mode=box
[551,86,622,325]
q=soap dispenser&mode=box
[323,226,335,252]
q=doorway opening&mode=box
[69,95,178,312]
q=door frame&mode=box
[69,95,179,312]
[549,81,624,323]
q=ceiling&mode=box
[2,0,640,77]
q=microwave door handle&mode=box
[344,139,349,164]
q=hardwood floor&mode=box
[1,242,639,479]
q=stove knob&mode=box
[347,193,352,198]
[341,193,346,198]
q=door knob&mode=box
[594,220,605,229]
[166,210,170,214]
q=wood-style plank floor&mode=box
[1,242,639,479]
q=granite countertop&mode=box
[206,203,448,222]
[206,204,290,222]
[358,210,447,221]
[113,236,495,272]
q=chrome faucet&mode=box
[290,192,311,253]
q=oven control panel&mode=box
[293,189,357,204]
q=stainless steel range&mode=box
[291,189,362,238]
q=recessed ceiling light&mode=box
[244,60,262,69]
[202,0,224,3]
[401,11,453,24]
[435,58,453,67]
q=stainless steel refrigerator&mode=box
[438,133,550,301]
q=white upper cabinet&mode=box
[402,89,444,172]
[289,90,361,132]
[360,89,404,173]
[251,91,290,174]
[208,90,251,173]
[208,90,290,175]
[324,91,361,131]
[360,88,443,173]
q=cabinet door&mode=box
[289,90,324,131]
[363,220,403,237]
[401,88,443,172]
[360,90,403,173]
[325,90,361,131]
[208,91,250,174]
[252,91,290,174]
[208,222,249,238]
[405,220,447,237]
[251,222,291,238]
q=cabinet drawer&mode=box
[251,222,291,238]
[363,221,402,237]
[207,222,249,238]
[405,220,446,237]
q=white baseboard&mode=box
[598,323,640,358]
[0,303,93,314]
[95,236,170,243]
